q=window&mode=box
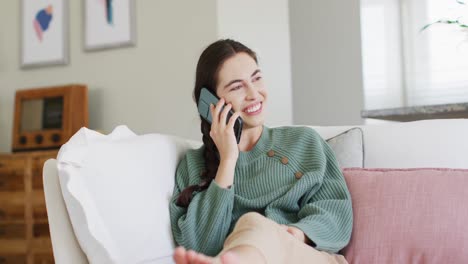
[361,0,468,110]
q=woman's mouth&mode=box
[243,102,262,116]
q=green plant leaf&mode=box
[421,1,467,32]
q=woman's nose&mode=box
[245,82,259,100]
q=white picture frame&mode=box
[21,0,69,68]
[84,0,136,51]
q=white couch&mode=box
[43,119,468,263]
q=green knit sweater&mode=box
[169,126,353,256]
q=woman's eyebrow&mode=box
[251,69,261,77]
[224,79,242,89]
[224,69,261,89]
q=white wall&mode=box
[289,0,365,126]
[217,0,293,126]
[0,0,218,152]
[0,1,366,152]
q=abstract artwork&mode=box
[84,0,136,51]
[21,0,68,68]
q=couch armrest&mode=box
[43,159,88,264]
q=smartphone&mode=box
[198,87,243,144]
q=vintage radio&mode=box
[12,84,88,152]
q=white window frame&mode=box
[361,0,468,110]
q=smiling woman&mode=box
[215,53,267,129]
[169,39,353,264]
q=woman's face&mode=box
[215,52,268,129]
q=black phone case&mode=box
[198,88,243,144]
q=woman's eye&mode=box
[253,76,262,82]
[230,85,242,91]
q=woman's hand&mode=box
[210,98,241,189]
[209,98,241,164]
[280,225,310,244]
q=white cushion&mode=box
[310,119,468,168]
[325,127,364,168]
[57,125,199,264]
[360,119,468,168]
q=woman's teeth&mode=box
[245,103,261,113]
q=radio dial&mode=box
[51,133,61,143]
[19,136,27,145]
[35,135,44,144]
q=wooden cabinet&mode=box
[0,150,57,264]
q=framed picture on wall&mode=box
[21,0,69,68]
[84,0,136,51]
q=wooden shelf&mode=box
[361,102,468,122]
[33,218,49,225]
[31,237,53,253]
[0,150,57,263]
[0,239,27,254]
[0,219,26,225]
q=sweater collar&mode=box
[237,125,272,166]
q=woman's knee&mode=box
[235,212,270,229]
[224,212,275,250]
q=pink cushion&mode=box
[341,168,468,264]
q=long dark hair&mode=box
[176,39,257,208]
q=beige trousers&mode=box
[218,212,348,264]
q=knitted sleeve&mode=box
[169,156,235,256]
[290,130,353,253]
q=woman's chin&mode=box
[241,117,265,129]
